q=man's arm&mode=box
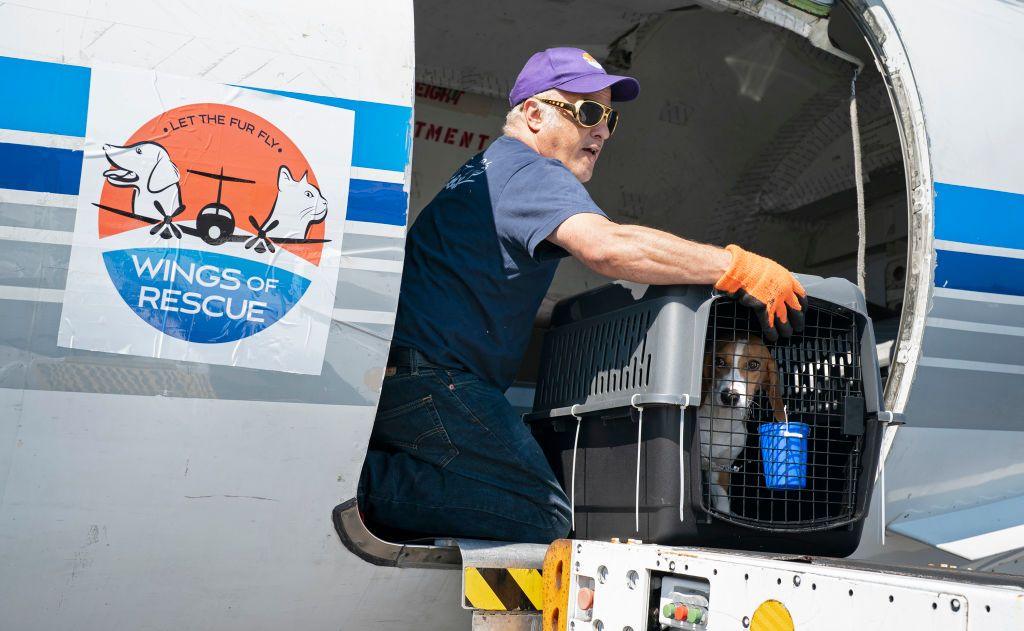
[548,213,732,285]
[548,213,807,341]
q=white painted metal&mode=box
[332,308,398,325]
[0,1,415,107]
[0,225,73,245]
[568,540,1024,630]
[0,129,83,150]
[933,240,1024,261]
[345,220,407,238]
[0,188,78,208]
[339,256,404,273]
[879,1,1023,196]
[350,167,408,184]
[889,494,1024,561]
[932,287,1024,308]
[0,285,65,303]
[863,0,1024,570]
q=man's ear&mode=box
[521,99,546,133]
[147,149,179,193]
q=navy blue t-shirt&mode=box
[392,136,607,390]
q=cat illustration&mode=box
[261,165,328,240]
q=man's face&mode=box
[533,88,612,183]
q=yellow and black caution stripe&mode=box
[463,567,544,611]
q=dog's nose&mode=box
[720,389,740,406]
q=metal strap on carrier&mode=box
[567,394,690,536]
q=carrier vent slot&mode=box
[534,306,654,410]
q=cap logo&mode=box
[581,52,604,71]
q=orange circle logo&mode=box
[93,103,332,344]
[97,103,328,265]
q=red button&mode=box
[674,604,688,621]
[577,587,594,610]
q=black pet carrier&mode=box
[525,278,889,556]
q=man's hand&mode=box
[715,244,807,342]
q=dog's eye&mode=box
[714,357,726,367]
[746,360,761,370]
[305,191,314,198]
[135,147,142,154]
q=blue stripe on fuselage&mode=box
[346,179,407,226]
[0,141,406,226]
[0,142,82,195]
[0,56,90,137]
[935,182,1024,250]
[935,249,1024,297]
[0,55,412,174]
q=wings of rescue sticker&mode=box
[57,65,355,375]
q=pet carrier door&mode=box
[528,278,887,556]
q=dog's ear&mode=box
[147,149,179,193]
[765,355,787,421]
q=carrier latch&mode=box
[871,410,906,426]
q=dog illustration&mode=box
[261,165,328,240]
[102,142,184,238]
[698,334,786,514]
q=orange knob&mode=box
[674,604,688,621]
[577,587,595,610]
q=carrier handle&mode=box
[872,410,904,545]
[631,394,644,534]
[569,404,583,534]
[569,396,691,538]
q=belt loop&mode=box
[409,348,419,376]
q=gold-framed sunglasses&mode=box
[537,98,620,135]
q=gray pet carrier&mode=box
[525,276,894,556]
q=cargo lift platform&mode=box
[333,500,1024,630]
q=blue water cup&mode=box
[759,422,810,490]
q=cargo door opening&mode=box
[348,0,913,551]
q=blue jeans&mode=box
[358,351,571,544]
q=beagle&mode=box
[697,334,786,514]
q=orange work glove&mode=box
[714,244,807,342]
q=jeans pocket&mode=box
[444,369,481,388]
[373,395,459,469]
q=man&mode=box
[358,47,805,544]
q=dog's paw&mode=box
[709,485,732,513]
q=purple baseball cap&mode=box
[509,47,640,107]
